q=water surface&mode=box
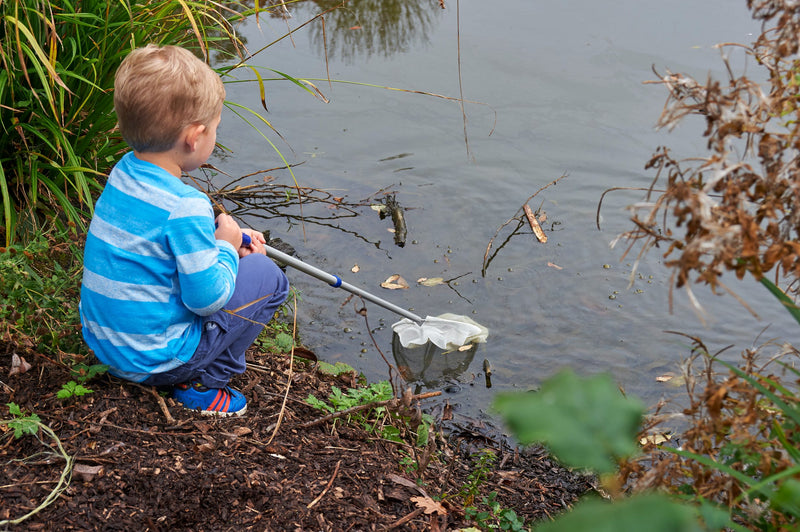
[213,1,797,426]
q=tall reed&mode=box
[0,0,250,246]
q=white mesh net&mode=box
[391,313,489,350]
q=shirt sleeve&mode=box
[166,194,238,316]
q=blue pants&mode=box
[143,253,290,389]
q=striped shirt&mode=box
[79,152,238,382]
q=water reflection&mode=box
[299,0,443,62]
[392,334,476,387]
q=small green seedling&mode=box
[57,381,94,400]
[69,363,109,384]
[6,402,41,439]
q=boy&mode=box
[79,44,289,416]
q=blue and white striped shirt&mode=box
[79,152,238,382]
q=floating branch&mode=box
[482,174,567,276]
[381,193,407,247]
[523,203,547,243]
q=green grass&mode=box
[0,0,254,246]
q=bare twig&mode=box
[264,291,299,446]
[306,459,341,509]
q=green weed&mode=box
[56,381,94,400]
[5,402,41,439]
[0,228,86,357]
[0,0,256,245]
[306,381,393,428]
[69,363,109,384]
[464,492,526,532]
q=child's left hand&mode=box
[238,228,267,258]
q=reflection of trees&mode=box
[299,0,442,63]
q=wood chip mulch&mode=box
[0,347,594,530]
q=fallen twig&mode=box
[264,291,299,446]
[149,386,175,424]
[307,459,341,509]
[387,507,425,530]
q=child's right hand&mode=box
[214,213,243,250]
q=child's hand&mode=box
[238,228,267,258]
[214,213,242,249]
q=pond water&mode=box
[213,1,798,428]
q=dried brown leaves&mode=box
[615,1,800,306]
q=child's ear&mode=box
[183,123,206,152]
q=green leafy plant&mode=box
[0,228,86,357]
[492,370,734,531]
[457,451,527,530]
[458,449,497,506]
[5,402,41,439]
[256,330,295,354]
[464,492,526,532]
[0,0,256,245]
[1,404,73,528]
[494,370,644,475]
[306,381,393,427]
[57,381,94,400]
[69,363,109,384]
[316,361,358,377]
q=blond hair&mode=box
[114,45,225,152]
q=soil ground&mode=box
[1,345,594,531]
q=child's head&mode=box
[114,44,225,153]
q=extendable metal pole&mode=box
[264,245,424,325]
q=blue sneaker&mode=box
[172,382,247,417]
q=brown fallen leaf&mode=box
[417,277,445,287]
[387,473,420,490]
[73,463,104,482]
[381,274,409,290]
[411,496,447,515]
[9,353,32,376]
[441,402,453,421]
[639,432,672,446]
[232,426,252,437]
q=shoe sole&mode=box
[192,404,247,417]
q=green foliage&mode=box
[57,381,93,400]
[758,275,800,326]
[492,370,740,530]
[0,228,86,356]
[305,380,435,460]
[0,0,253,245]
[5,402,41,439]
[255,329,295,354]
[459,451,527,530]
[70,363,109,384]
[459,449,496,505]
[316,360,358,377]
[306,381,393,419]
[534,494,706,532]
[493,370,644,474]
[464,492,526,532]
